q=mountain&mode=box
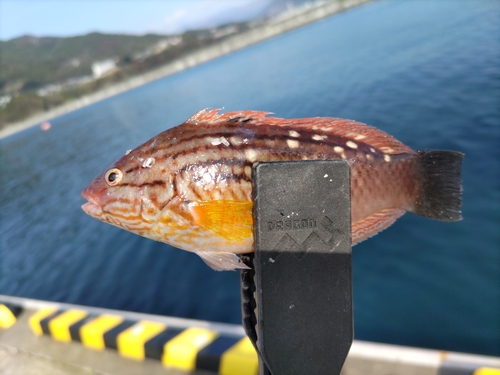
[0,33,168,93]
[0,23,252,126]
[0,1,317,94]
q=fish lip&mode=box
[81,200,103,217]
[81,188,103,217]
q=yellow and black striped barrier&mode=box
[1,300,496,375]
[0,303,23,329]
[29,307,258,375]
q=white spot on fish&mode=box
[289,130,300,138]
[370,148,376,153]
[229,136,242,145]
[125,149,132,155]
[334,146,344,154]
[245,149,258,162]
[203,172,212,183]
[287,139,299,149]
[384,155,391,162]
[346,141,358,149]
[312,134,327,141]
[211,136,230,147]
[324,174,328,178]
[269,258,275,263]
[367,154,373,160]
[142,157,155,168]
[341,153,347,159]
[355,134,366,140]
[289,304,295,309]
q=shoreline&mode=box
[0,0,371,140]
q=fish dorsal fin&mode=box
[299,118,414,155]
[189,200,253,242]
[262,116,414,155]
[186,108,271,125]
[186,109,412,155]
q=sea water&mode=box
[1,0,498,355]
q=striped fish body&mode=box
[82,109,463,270]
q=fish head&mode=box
[81,144,175,235]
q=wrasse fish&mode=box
[82,109,463,271]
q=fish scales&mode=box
[82,109,463,271]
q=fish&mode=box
[82,109,463,271]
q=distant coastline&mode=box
[0,0,371,140]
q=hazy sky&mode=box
[0,0,272,41]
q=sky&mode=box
[0,0,272,41]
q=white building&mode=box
[0,94,12,108]
[91,59,117,78]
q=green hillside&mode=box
[0,33,167,92]
[0,23,250,127]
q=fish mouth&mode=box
[81,200,103,217]
[81,188,103,217]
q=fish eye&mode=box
[105,168,123,186]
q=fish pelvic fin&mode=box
[412,150,464,221]
[197,251,251,271]
[352,208,406,244]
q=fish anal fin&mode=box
[189,200,253,242]
[197,251,250,271]
[352,208,406,244]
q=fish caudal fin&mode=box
[413,150,464,221]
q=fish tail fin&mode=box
[412,150,464,221]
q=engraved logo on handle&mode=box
[268,215,347,261]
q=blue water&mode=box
[1,0,499,356]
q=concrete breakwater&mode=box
[0,0,371,140]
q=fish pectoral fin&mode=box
[352,208,406,244]
[197,251,250,271]
[189,200,253,242]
